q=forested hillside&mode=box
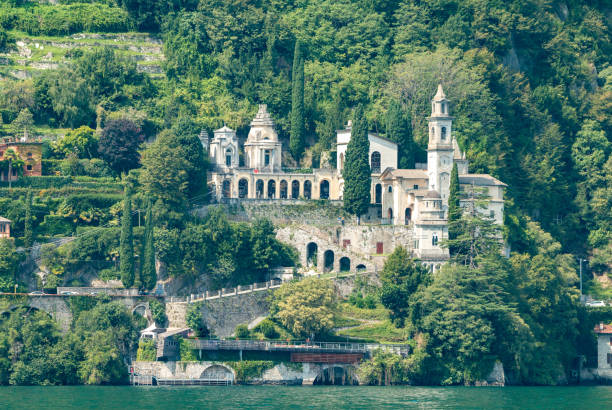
[0,0,610,275]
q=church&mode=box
[205,85,505,267]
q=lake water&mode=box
[1,385,610,409]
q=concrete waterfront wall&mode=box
[132,361,358,385]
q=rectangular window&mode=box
[376,242,383,254]
[609,337,612,346]
[413,184,418,190]
[490,210,495,218]
[608,353,612,365]
[264,150,270,166]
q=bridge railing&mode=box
[187,339,410,356]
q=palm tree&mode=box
[3,149,23,189]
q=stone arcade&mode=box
[207,86,506,268]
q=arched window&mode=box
[375,184,382,204]
[304,180,312,199]
[388,186,392,193]
[238,179,248,198]
[320,180,330,199]
[370,151,381,173]
[441,127,447,140]
[432,233,439,246]
[225,148,233,167]
[405,208,411,224]
[291,180,300,199]
[222,180,231,198]
[280,180,288,199]
[267,180,276,198]
[256,179,264,198]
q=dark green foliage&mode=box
[0,299,141,385]
[342,104,371,219]
[98,119,144,175]
[119,185,135,288]
[140,200,156,290]
[0,239,20,292]
[136,339,156,361]
[23,189,32,248]
[0,3,133,36]
[380,247,430,326]
[255,319,279,339]
[290,40,305,161]
[447,163,461,250]
[148,299,167,326]
[185,302,209,337]
[235,324,250,339]
[386,100,413,168]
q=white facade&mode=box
[209,126,239,169]
[244,104,283,172]
[336,123,398,174]
[207,85,506,269]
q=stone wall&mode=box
[28,296,72,331]
[200,290,271,338]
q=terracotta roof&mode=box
[460,174,507,187]
[381,169,428,180]
[595,324,612,334]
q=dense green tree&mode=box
[23,189,33,249]
[447,162,461,249]
[11,108,33,138]
[1,149,23,190]
[0,239,20,292]
[386,100,413,168]
[98,119,143,175]
[185,302,209,337]
[53,126,98,159]
[119,185,135,288]
[289,40,305,161]
[380,246,430,326]
[270,278,336,339]
[342,104,371,221]
[140,199,156,291]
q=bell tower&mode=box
[427,84,454,205]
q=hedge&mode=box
[0,176,120,190]
[0,4,134,36]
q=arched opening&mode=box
[388,186,392,193]
[291,180,300,199]
[375,184,382,204]
[356,264,366,272]
[238,179,248,199]
[370,151,381,173]
[225,148,233,167]
[256,179,264,198]
[313,366,357,386]
[323,250,334,272]
[132,304,147,317]
[320,180,330,199]
[387,208,393,220]
[405,208,411,224]
[280,180,288,199]
[200,365,234,383]
[222,180,231,198]
[307,242,318,267]
[267,180,276,199]
[441,127,447,140]
[339,257,350,272]
[304,180,312,199]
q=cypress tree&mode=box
[289,39,305,161]
[141,199,157,291]
[386,100,414,169]
[120,184,135,288]
[342,104,371,223]
[24,189,33,249]
[448,162,462,252]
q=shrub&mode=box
[255,319,279,339]
[136,339,157,361]
[186,302,209,337]
[98,268,120,281]
[149,299,167,326]
[228,361,274,382]
[235,324,250,339]
[178,337,197,361]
